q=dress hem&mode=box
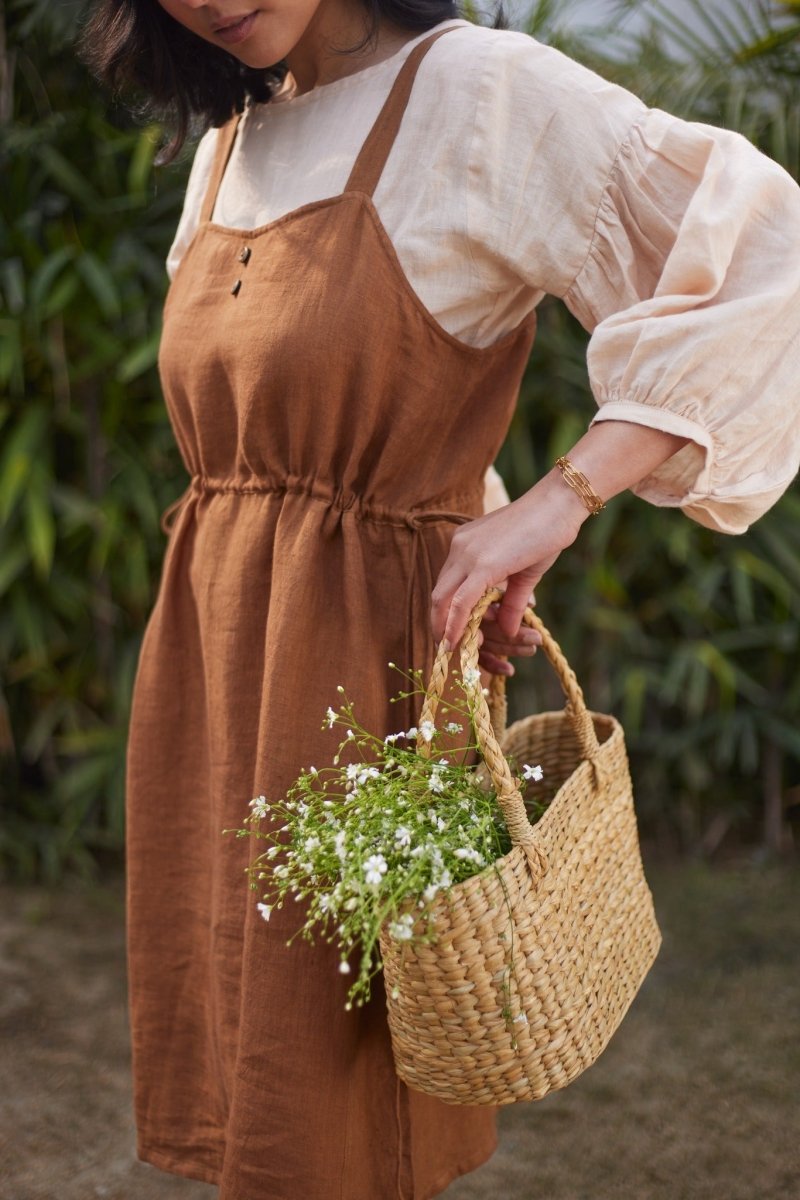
[135,1131,499,1198]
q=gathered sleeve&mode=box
[467,32,800,532]
[563,108,800,534]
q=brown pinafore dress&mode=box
[125,27,538,1199]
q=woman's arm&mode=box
[432,421,689,650]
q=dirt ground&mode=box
[1,860,798,1200]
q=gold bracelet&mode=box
[554,456,606,516]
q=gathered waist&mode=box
[159,472,484,536]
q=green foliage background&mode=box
[1,0,798,879]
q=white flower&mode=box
[522,764,544,782]
[357,767,381,785]
[454,847,485,865]
[419,720,435,743]
[249,794,269,819]
[404,726,418,739]
[326,707,337,728]
[346,728,355,740]
[308,766,318,776]
[445,722,463,734]
[428,772,446,795]
[334,831,347,862]
[394,826,412,848]
[346,763,361,782]
[364,854,388,886]
[463,667,481,689]
[423,883,440,902]
[303,836,320,853]
[256,902,272,921]
[388,914,415,941]
[338,960,351,974]
[273,864,289,879]
[384,732,401,744]
[318,894,333,914]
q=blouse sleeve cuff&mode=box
[590,399,795,534]
[590,397,712,492]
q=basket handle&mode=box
[418,588,601,877]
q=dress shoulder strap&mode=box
[199,112,243,225]
[345,25,459,197]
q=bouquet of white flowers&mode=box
[231,665,544,1014]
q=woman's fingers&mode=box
[431,562,486,648]
[481,624,540,655]
[476,612,540,675]
[434,568,543,649]
[478,649,516,676]
[495,573,540,640]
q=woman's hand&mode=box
[432,472,588,652]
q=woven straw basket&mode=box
[378,587,662,1106]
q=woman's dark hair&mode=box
[78,0,478,164]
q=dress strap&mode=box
[199,112,244,225]
[345,25,459,198]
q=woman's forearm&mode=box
[544,420,691,519]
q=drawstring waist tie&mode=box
[159,473,481,686]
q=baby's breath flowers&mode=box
[227,666,545,1009]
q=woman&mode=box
[81,1,800,1196]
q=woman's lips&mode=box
[215,12,258,45]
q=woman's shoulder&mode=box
[426,21,646,142]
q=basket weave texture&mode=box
[379,588,662,1106]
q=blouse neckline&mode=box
[253,18,469,113]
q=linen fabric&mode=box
[169,18,800,533]
[127,28,538,1200]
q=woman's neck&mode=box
[285,0,417,94]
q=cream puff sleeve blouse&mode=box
[167,18,800,533]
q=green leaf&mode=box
[39,272,80,321]
[24,471,57,579]
[76,252,122,319]
[0,543,30,595]
[127,126,161,198]
[0,406,48,524]
[116,328,162,383]
[36,144,98,207]
[29,246,77,310]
